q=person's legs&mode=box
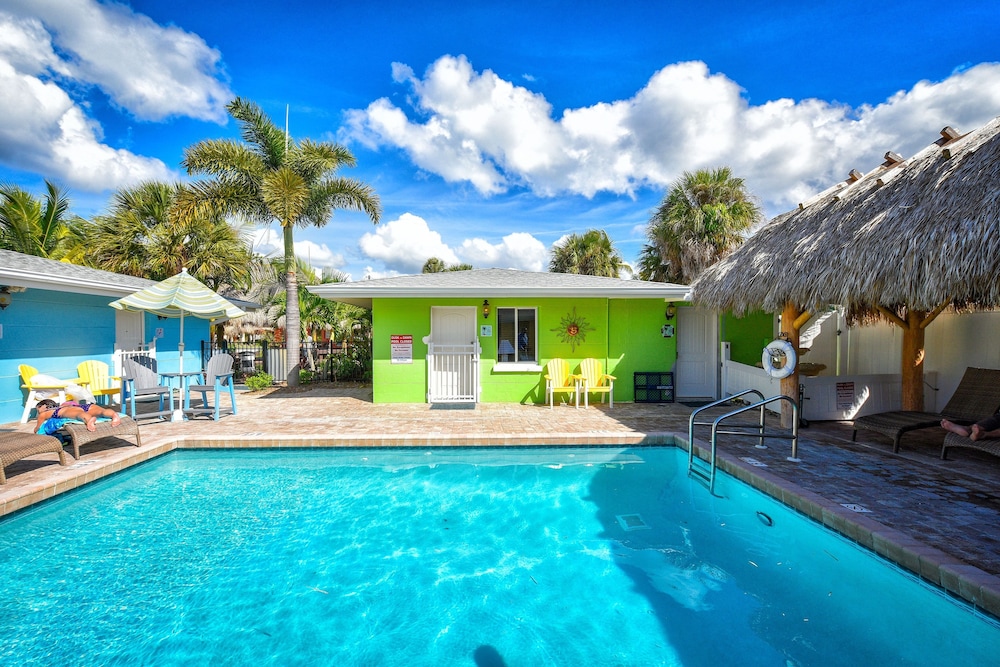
[83,403,121,427]
[941,419,971,437]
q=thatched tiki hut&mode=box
[691,116,1000,427]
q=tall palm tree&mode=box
[0,180,79,259]
[639,167,763,284]
[182,98,381,385]
[549,229,630,278]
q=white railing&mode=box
[114,340,156,376]
[427,342,479,402]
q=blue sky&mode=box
[2,0,999,281]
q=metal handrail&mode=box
[688,393,800,494]
[687,389,766,470]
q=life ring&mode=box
[762,339,797,379]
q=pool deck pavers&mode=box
[3,383,1000,619]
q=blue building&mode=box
[0,250,213,424]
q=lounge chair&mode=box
[122,357,173,420]
[60,416,142,460]
[578,358,616,408]
[18,364,71,423]
[186,353,237,420]
[852,367,1000,453]
[0,431,68,484]
[940,430,1000,461]
[77,360,121,406]
[544,358,579,408]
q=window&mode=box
[496,307,536,363]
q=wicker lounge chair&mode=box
[852,367,1000,453]
[60,416,142,460]
[940,429,1000,461]
[0,431,68,484]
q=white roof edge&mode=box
[0,268,145,298]
[307,285,691,300]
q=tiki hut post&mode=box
[780,303,813,429]
[878,303,950,411]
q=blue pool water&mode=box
[1,447,998,666]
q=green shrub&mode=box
[299,369,314,384]
[245,372,274,392]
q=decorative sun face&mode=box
[551,307,594,352]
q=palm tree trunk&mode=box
[283,226,301,386]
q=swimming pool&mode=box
[1,446,997,666]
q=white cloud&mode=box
[345,56,1000,211]
[250,228,344,271]
[356,212,549,273]
[358,213,460,273]
[457,232,548,271]
[0,1,233,193]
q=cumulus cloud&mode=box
[251,228,345,270]
[356,212,549,274]
[344,55,1000,211]
[0,1,232,192]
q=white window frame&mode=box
[493,306,542,372]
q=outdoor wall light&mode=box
[482,300,490,319]
[665,303,677,320]
[0,293,10,310]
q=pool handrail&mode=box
[687,390,767,469]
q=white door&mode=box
[676,306,718,399]
[115,310,144,352]
[427,307,479,402]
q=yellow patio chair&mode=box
[18,364,70,423]
[578,358,616,408]
[544,358,579,408]
[77,360,122,406]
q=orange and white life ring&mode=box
[762,339,797,379]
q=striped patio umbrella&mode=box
[109,268,245,376]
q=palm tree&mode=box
[422,257,473,273]
[181,98,381,386]
[85,181,258,288]
[549,229,630,278]
[0,181,80,259]
[639,167,763,284]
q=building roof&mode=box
[0,249,259,309]
[307,268,690,308]
[691,115,1000,320]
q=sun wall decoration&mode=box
[551,307,594,352]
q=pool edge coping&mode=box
[3,431,1000,621]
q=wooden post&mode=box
[900,309,926,411]
[779,302,803,429]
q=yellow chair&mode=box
[578,358,616,408]
[544,358,579,408]
[18,364,70,423]
[77,360,122,406]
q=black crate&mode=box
[633,372,674,403]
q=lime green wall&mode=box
[609,300,677,402]
[721,310,774,365]
[372,297,679,404]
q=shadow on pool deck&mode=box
[3,382,1000,617]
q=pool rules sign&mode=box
[391,334,413,364]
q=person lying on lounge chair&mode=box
[941,415,1000,441]
[34,399,121,433]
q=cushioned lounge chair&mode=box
[544,358,579,408]
[852,367,1000,453]
[0,431,68,484]
[578,358,616,408]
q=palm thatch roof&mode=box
[691,116,1000,321]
